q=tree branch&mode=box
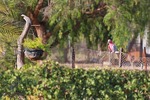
[34,0,44,17]
[84,2,107,17]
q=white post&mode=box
[16,14,31,69]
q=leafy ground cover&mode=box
[0,60,149,99]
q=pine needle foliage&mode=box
[0,0,21,69]
[103,0,150,48]
[2,0,149,50]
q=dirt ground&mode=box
[60,63,150,71]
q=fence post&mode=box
[119,48,123,67]
[72,44,75,69]
[109,52,111,66]
[140,39,143,69]
[143,47,147,71]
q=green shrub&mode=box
[0,60,149,99]
[23,38,49,51]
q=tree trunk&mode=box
[28,0,52,44]
[17,14,31,69]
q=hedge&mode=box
[0,61,149,99]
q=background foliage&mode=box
[103,0,150,48]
